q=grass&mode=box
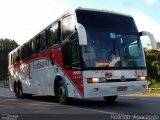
[127,92,160,97]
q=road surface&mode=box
[0,86,160,120]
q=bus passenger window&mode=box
[49,23,59,47]
[62,15,75,41]
[31,39,36,55]
[17,49,20,62]
[36,36,40,52]
[62,33,81,69]
[40,32,46,51]
[13,52,16,64]
[71,35,81,68]
[23,43,29,59]
[62,42,72,68]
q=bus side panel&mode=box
[53,46,84,98]
[8,68,15,92]
[8,49,84,98]
[54,64,84,98]
[19,58,54,95]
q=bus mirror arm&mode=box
[139,31,157,50]
[76,23,88,45]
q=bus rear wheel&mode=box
[15,82,23,98]
[57,80,69,105]
[16,82,32,99]
[14,82,18,97]
[103,96,117,103]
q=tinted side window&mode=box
[49,23,59,47]
[62,42,71,67]
[13,52,18,64]
[71,35,81,68]
[62,15,75,41]
[62,33,81,69]
[17,49,20,62]
[23,43,29,59]
[40,32,46,51]
[36,36,40,52]
[30,39,36,55]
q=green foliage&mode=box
[0,38,19,81]
[0,38,18,52]
[149,79,160,88]
[145,50,160,88]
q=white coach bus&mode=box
[8,8,156,104]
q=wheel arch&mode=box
[54,75,68,96]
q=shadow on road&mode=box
[26,95,141,109]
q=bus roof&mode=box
[9,7,133,55]
[75,7,131,17]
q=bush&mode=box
[149,79,160,88]
[145,50,160,88]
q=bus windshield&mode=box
[81,30,146,69]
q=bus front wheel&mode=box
[57,80,69,105]
[103,96,117,103]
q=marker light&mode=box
[87,78,106,83]
[92,78,100,83]
[137,76,147,81]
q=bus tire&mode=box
[17,82,32,99]
[14,82,18,97]
[16,82,23,98]
[103,96,117,103]
[57,80,69,105]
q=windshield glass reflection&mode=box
[81,30,146,68]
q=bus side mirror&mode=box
[76,23,87,45]
[139,31,157,50]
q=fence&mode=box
[146,88,160,93]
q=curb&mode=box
[0,84,9,88]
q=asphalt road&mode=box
[0,86,160,120]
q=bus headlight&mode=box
[137,76,147,81]
[87,78,106,83]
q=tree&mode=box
[0,38,19,81]
[145,50,160,88]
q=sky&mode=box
[0,0,160,46]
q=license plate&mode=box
[117,86,128,91]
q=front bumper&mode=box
[84,81,147,98]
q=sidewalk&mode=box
[0,81,9,88]
[126,93,160,97]
[124,95,160,102]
